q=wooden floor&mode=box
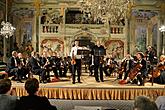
[12,72,164,89]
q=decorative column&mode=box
[126,1,133,54]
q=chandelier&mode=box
[159,25,165,32]
[0,0,16,38]
[79,0,130,24]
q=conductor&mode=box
[70,41,82,84]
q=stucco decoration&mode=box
[41,38,64,56]
[105,40,124,59]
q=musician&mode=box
[5,51,23,83]
[121,54,134,80]
[29,51,47,83]
[145,46,157,65]
[136,52,147,86]
[40,52,51,82]
[91,40,106,82]
[50,52,59,80]
[70,40,82,84]
[62,57,69,77]
[17,53,29,80]
[152,55,165,84]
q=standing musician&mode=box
[91,40,106,82]
[70,40,82,84]
[136,52,147,86]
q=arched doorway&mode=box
[72,31,96,49]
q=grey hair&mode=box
[134,96,158,110]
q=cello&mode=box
[128,63,142,80]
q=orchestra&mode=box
[4,43,165,85]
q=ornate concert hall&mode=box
[0,0,165,110]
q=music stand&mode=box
[94,48,106,56]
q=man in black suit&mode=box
[0,79,18,110]
[91,40,106,82]
[16,78,57,110]
[122,54,134,80]
[5,51,23,83]
[136,52,147,86]
[29,51,47,83]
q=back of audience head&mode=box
[0,79,12,94]
[134,96,158,110]
[25,78,39,95]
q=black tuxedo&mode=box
[16,95,57,110]
[5,56,22,82]
[123,59,134,80]
[137,59,147,85]
[29,57,46,83]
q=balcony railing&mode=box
[110,26,124,34]
[41,24,60,33]
[40,24,125,35]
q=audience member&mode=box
[16,78,57,110]
[134,96,158,110]
[0,79,18,110]
[155,96,165,110]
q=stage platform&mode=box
[11,73,165,100]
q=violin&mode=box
[71,50,76,65]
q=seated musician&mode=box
[29,51,47,83]
[136,52,147,86]
[119,54,134,81]
[152,55,165,84]
[17,53,29,80]
[49,52,59,80]
[103,55,118,77]
[40,52,51,82]
[5,51,23,83]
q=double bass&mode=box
[129,63,142,80]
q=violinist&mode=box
[50,52,59,80]
[70,40,82,84]
[29,51,47,83]
[17,53,28,80]
[91,40,106,82]
[136,52,147,86]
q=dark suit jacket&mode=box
[91,45,106,65]
[16,95,57,110]
[29,57,41,70]
[0,94,18,110]
[5,57,20,75]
